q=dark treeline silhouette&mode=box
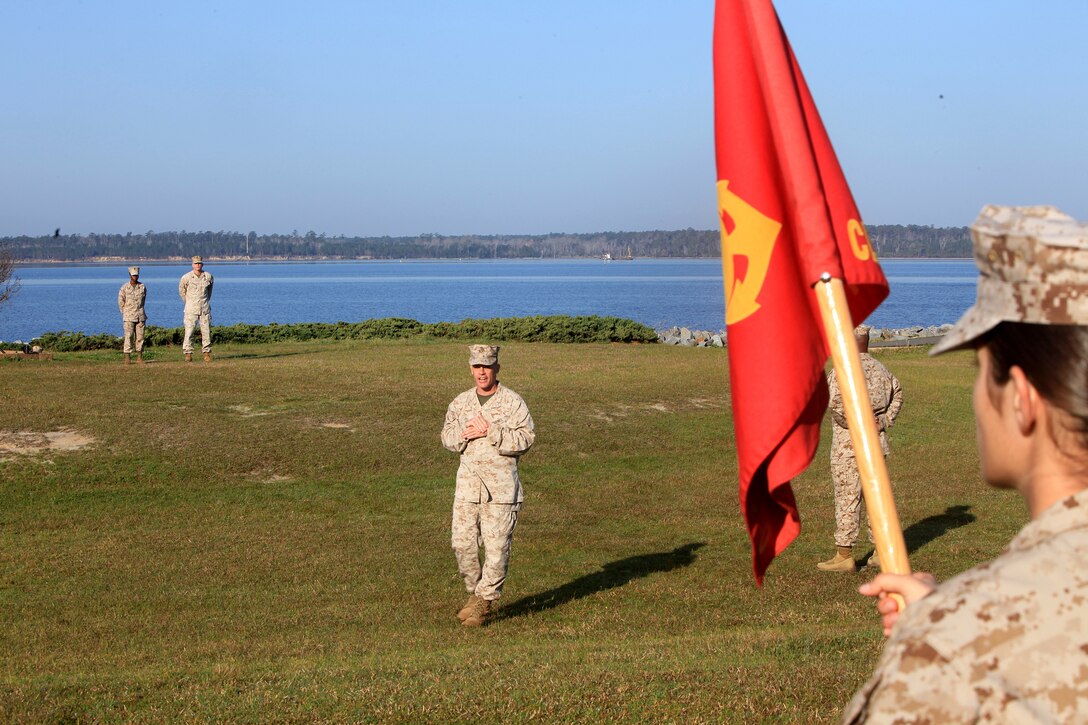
[867,224,972,257]
[2,224,971,261]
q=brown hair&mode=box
[980,322,1088,447]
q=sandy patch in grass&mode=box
[591,397,724,422]
[245,469,294,483]
[299,418,355,431]
[0,430,96,460]
[228,404,270,418]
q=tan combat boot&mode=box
[457,595,482,622]
[816,546,856,572]
[185,352,193,362]
[137,352,144,365]
[124,353,131,365]
[203,352,212,363]
[461,597,492,627]
[867,551,881,569]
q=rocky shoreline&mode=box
[657,324,955,348]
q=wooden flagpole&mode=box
[815,274,911,579]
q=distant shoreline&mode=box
[658,324,954,350]
[2,225,974,261]
[12,255,976,266]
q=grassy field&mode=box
[0,340,1024,722]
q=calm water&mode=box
[0,258,976,342]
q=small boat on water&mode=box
[602,247,634,261]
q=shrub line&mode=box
[33,315,660,351]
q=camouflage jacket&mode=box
[441,384,535,504]
[179,271,213,313]
[828,354,902,460]
[843,488,1088,722]
[117,282,147,322]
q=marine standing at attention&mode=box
[117,265,147,365]
[178,255,214,362]
[817,325,903,572]
[441,345,535,627]
[844,205,1088,722]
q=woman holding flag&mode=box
[712,5,1086,715]
[844,205,1088,722]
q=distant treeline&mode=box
[866,225,972,257]
[2,224,972,261]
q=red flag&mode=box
[713,0,889,584]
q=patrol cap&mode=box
[468,344,500,366]
[931,205,1088,356]
[854,324,871,338]
[191,255,204,263]
[128,266,140,276]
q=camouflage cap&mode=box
[191,255,204,263]
[468,344,500,366]
[931,205,1088,355]
[128,266,140,276]
[854,324,871,338]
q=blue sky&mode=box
[3,1,1086,236]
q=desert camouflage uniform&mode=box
[441,383,535,601]
[827,354,902,547]
[178,270,214,354]
[844,489,1088,722]
[117,281,147,354]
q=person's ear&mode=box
[1009,365,1040,435]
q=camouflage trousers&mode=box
[832,459,875,548]
[451,500,519,601]
[182,310,212,354]
[122,320,145,354]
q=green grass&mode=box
[0,341,1023,722]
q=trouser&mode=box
[451,500,519,601]
[182,310,212,353]
[122,320,145,354]
[832,458,877,547]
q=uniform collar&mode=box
[1008,486,1088,553]
[477,382,502,397]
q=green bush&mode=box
[144,326,184,347]
[35,315,658,350]
[36,330,124,351]
[352,317,425,339]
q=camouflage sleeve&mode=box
[884,373,903,429]
[485,399,535,456]
[843,633,976,723]
[827,371,848,428]
[441,398,469,454]
[206,274,214,300]
[179,275,187,301]
[118,285,126,314]
[872,371,903,433]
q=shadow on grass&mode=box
[903,504,976,554]
[214,350,318,360]
[495,541,706,621]
[862,505,976,564]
